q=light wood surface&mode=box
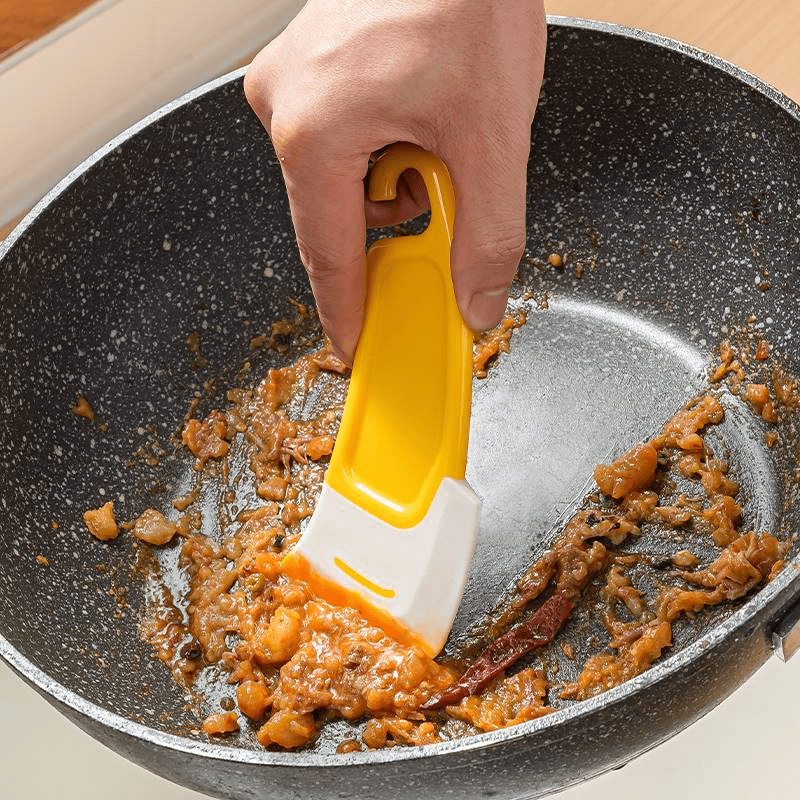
[0,211,23,240]
[545,0,800,101]
[0,0,95,60]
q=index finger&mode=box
[277,133,370,364]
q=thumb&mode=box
[445,135,530,331]
[277,139,370,365]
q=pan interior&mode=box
[455,296,780,650]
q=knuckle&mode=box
[243,56,276,120]
[496,233,527,264]
[298,240,360,285]
[475,228,527,274]
[242,68,260,109]
[297,240,337,278]
[269,109,326,164]
[243,79,268,123]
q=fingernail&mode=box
[322,329,358,367]
[464,288,509,332]
[327,338,355,368]
[317,318,359,368]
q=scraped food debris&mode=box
[182,409,230,467]
[87,305,791,752]
[673,549,700,569]
[201,711,239,735]
[186,330,208,370]
[472,309,527,378]
[561,532,782,700]
[361,717,439,749]
[594,441,658,499]
[132,509,179,546]
[424,388,786,710]
[83,501,119,541]
[71,394,96,422]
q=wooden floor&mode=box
[0,213,23,240]
[0,0,95,60]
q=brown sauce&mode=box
[90,305,793,751]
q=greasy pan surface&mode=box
[1,17,800,800]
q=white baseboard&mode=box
[0,0,304,227]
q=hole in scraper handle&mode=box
[772,598,800,662]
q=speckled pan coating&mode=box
[1,17,799,800]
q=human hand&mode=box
[245,0,547,363]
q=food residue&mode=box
[201,711,239,736]
[186,330,209,370]
[84,301,794,752]
[472,309,527,378]
[83,501,119,541]
[132,508,179,546]
[72,394,96,422]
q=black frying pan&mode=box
[2,17,800,800]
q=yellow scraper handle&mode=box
[325,143,473,529]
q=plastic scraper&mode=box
[282,143,480,657]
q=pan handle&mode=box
[772,597,800,661]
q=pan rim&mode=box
[1,14,799,769]
[2,560,797,767]
[548,15,800,122]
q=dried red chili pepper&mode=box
[421,592,575,710]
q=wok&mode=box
[2,16,800,800]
